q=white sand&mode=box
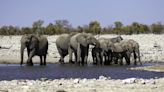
[0,34,164,64]
[0,34,164,92]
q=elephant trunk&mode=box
[20,43,25,65]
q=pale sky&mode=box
[0,0,164,27]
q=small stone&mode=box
[99,76,107,80]
[140,80,146,84]
[122,78,137,84]
[58,83,62,86]
[74,79,80,84]
[56,90,67,92]
[151,81,156,84]
[40,77,49,81]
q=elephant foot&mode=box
[104,61,110,65]
[93,62,97,65]
[119,62,123,66]
[69,60,75,64]
[26,62,33,66]
[59,59,64,64]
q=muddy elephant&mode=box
[56,33,77,63]
[20,34,48,66]
[69,33,100,65]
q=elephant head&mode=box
[20,34,39,65]
[76,33,100,47]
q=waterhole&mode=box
[0,63,163,80]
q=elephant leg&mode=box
[133,51,137,65]
[138,50,142,65]
[57,48,65,64]
[77,43,81,65]
[68,46,74,64]
[92,52,97,65]
[84,47,89,65]
[119,54,123,65]
[27,49,33,64]
[27,49,35,66]
[74,52,78,64]
[124,53,130,65]
[44,55,47,65]
[40,56,43,65]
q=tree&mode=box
[32,20,44,34]
[113,21,123,34]
[151,22,164,34]
[89,21,101,34]
[54,20,72,34]
[45,23,56,35]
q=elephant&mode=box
[20,34,48,66]
[94,36,123,65]
[69,33,100,65]
[91,46,103,65]
[127,39,142,65]
[56,33,77,64]
[108,40,130,65]
[109,39,142,65]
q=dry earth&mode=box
[0,34,164,64]
[0,77,164,92]
[0,34,164,92]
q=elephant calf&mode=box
[20,34,48,66]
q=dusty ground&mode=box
[0,77,164,92]
[0,34,164,64]
[0,34,164,92]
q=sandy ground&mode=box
[0,34,164,64]
[0,77,164,92]
[0,34,164,92]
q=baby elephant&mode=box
[91,46,103,65]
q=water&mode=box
[0,63,164,80]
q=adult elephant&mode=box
[128,39,142,65]
[95,36,123,65]
[56,33,77,63]
[20,34,48,66]
[109,39,141,65]
[109,40,130,65]
[69,33,100,65]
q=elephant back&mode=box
[37,36,48,53]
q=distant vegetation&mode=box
[0,19,164,35]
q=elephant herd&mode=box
[20,33,142,66]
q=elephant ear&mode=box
[76,34,88,47]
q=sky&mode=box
[0,0,164,27]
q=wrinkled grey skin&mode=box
[109,39,141,65]
[127,39,142,65]
[91,46,102,65]
[20,34,48,66]
[56,33,77,63]
[94,36,123,65]
[69,33,100,66]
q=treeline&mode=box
[0,20,164,35]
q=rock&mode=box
[140,79,146,84]
[40,77,49,81]
[99,76,107,80]
[74,79,80,84]
[56,90,67,92]
[122,78,137,84]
